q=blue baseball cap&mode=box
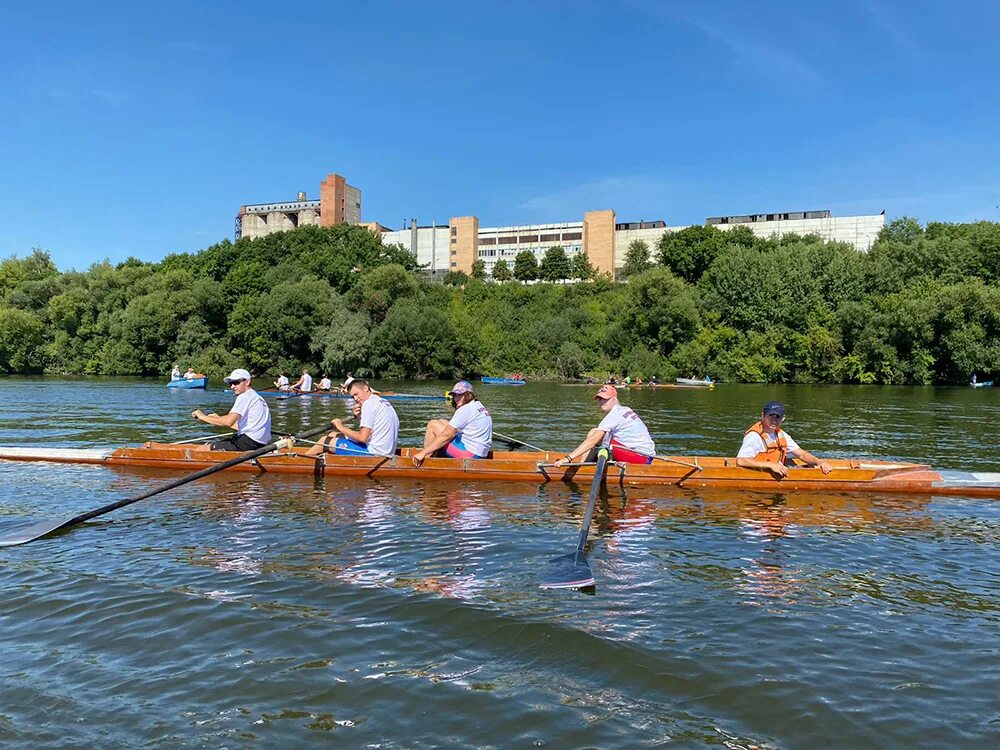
[762,401,785,417]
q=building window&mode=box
[562,232,582,241]
[451,227,457,236]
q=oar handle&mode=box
[575,437,611,553]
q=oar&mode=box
[494,431,546,452]
[540,435,611,590]
[173,432,234,445]
[0,425,332,548]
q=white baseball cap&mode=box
[224,368,252,384]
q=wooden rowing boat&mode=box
[2,443,998,498]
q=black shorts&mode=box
[211,434,267,452]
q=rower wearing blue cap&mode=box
[737,401,832,478]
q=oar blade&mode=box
[539,551,594,589]
[0,518,71,547]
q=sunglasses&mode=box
[227,379,246,386]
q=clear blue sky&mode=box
[2,1,998,270]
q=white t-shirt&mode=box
[597,404,655,456]
[298,373,313,391]
[449,400,493,457]
[737,429,801,459]
[231,388,271,444]
[318,377,332,390]
[276,375,290,390]
[171,368,181,380]
[184,371,196,380]
[360,395,399,456]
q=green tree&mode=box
[492,259,512,281]
[471,259,487,279]
[513,251,538,282]
[311,304,373,377]
[443,270,469,286]
[656,225,730,283]
[571,252,596,281]
[539,246,571,282]
[348,263,422,323]
[619,239,652,279]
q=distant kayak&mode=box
[481,377,527,385]
[676,378,714,387]
[970,381,993,388]
[167,376,207,389]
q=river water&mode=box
[0,378,997,748]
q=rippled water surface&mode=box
[0,377,998,748]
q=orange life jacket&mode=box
[745,421,788,463]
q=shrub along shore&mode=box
[1,218,998,385]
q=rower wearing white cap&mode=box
[412,380,493,466]
[305,377,399,457]
[191,368,271,452]
[553,383,656,468]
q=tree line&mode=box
[0,218,998,384]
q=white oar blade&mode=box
[539,551,594,589]
[0,519,70,547]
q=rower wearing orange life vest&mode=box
[553,383,656,467]
[736,401,832,478]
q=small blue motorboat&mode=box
[168,376,208,389]
[481,377,527,385]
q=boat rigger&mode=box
[1,444,999,499]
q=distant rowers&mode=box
[183,367,197,380]
[171,365,181,380]
[317,373,333,391]
[553,383,656,467]
[736,401,832,478]
[274,371,290,391]
[290,368,313,392]
[412,380,493,466]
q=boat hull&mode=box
[481,377,526,385]
[2,444,999,498]
[167,377,207,389]
[675,378,713,387]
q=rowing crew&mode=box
[274,369,334,392]
[192,369,831,476]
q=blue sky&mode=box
[2,0,998,270]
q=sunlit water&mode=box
[0,377,997,748]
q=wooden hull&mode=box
[1,444,999,498]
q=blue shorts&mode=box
[332,437,373,456]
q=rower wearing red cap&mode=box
[553,384,656,468]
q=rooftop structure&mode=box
[235,173,361,240]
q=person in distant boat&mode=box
[317,374,332,391]
[183,367,197,380]
[290,368,313,392]
[274,371,290,391]
[553,384,656,467]
[305,377,399,457]
[171,365,181,380]
[512,372,523,381]
[736,401,832,478]
[972,373,978,385]
[412,380,493,466]
[191,368,271,452]
[650,375,660,385]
